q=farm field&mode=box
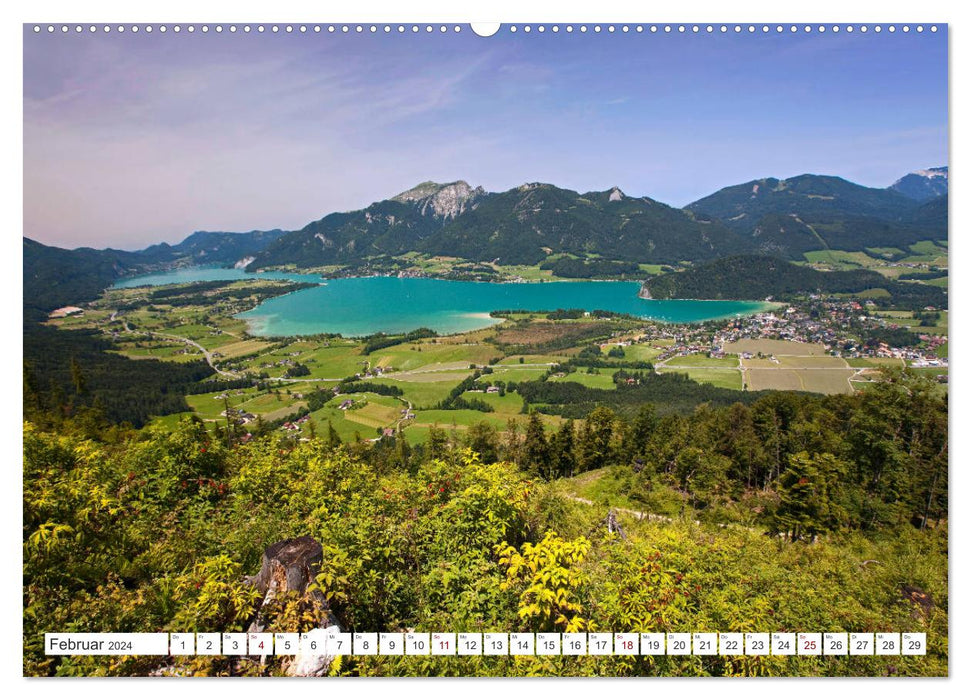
[658,367,744,391]
[463,389,525,413]
[745,368,856,394]
[549,371,617,390]
[742,355,848,369]
[369,378,455,407]
[659,353,739,368]
[486,366,550,382]
[620,344,667,363]
[113,342,204,363]
[723,339,829,356]
[211,338,274,359]
[873,310,948,337]
[368,341,495,371]
[845,357,906,368]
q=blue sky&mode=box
[24,25,948,249]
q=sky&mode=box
[23,25,948,250]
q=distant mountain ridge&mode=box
[24,168,947,313]
[645,254,947,310]
[685,174,944,258]
[889,166,948,202]
[249,180,752,268]
[138,229,287,266]
[23,229,286,317]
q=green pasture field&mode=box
[744,367,855,394]
[659,353,739,368]
[368,341,496,372]
[844,357,906,368]
[621,344,666,363]
[723,339,829,356]
[370,378,458,408]
[463,389,526,413]
[659,367,744,391]
[548,371,617,390]
[485,366,550,382]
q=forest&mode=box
[23,369,947,676]
[645,255,947,310]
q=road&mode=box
[115,313,240,378]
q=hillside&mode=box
[890,166,949,202]
[248,182,751,268]
[23,230,288,316]
[685,174,944,258]
[24,369,948,676]
[644,255,947,309]
[138,229,287,267]
[22,238,144,319]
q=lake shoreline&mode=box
[112,266,774,339]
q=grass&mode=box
[549,371,617,390]
[621,345,666,363]
[803,249,881,267]
[213,339,274,359]
[844,357,906,368]
[293,344,367,379]
[410,409,510,430]
[723,339,829,356]
[369,378,457,407]
[744,368,855,394]
[463,389,526,413]
[659,367,743,391]
[660,354,739,368]
[369,342,495,372]
[865,247,906,258]
[494,354,564,366]
[742,356,848,369]
[909,240,948,256]
[485,367,550,383]
[186,389,260,420]
[563,467,643,511]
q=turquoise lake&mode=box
[114,267,770,337]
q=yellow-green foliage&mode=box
[23,419,947,677]
[498,531,591,632]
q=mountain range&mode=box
[248,168,946,269]
[889,166,948,202]
[23,230,285,319]
[23,167,947,313]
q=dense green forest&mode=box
[685,175,944,257]
[23,324,215,427]
[645,256,947,310]
[24,369,946,676]
[516,371,770,418]
[539,258,640,278]
[249,182,752,268]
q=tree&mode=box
[326,421,341,449]
[549,419,577,478]
[577,406,616,473]
[466,421,500,464]
[70,357,87,396]
[772,451,849,541]
[521,412,551,478]
[621,404,658,463]
[427,426,449,461]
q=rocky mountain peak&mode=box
[391,180,484,219]
[889,166,948,202]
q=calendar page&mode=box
[22,12,949,680]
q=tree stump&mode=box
[247,535,324,598]
[245,536,342,676]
